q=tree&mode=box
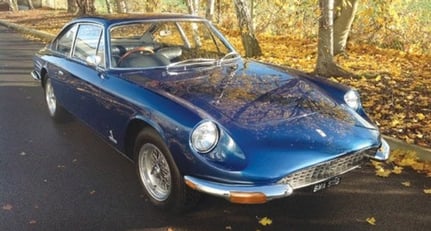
[333,0,359,55]
[314,0,354,77]
[75,0,96,15]
[206,0,216,21]
[26,0,34,9]
[234,0,262,57]
[8,0,18,11]
[105,0,113,14]
[186,0,199,16]
[115,0,128,13]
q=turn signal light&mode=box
[229,192,267,204]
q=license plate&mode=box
[312,177,341,193]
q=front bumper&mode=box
[372,138,390,161]
[185,138,390,204]
[31,70,41,81]
[184,175,293,204]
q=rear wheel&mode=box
[134,129,200,212]
[44,78,67,122]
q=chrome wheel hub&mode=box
[45,81,56,116]
[138,143,171,201]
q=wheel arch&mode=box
[40,67,48,88]
[123,117,165,160]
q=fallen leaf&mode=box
[375,167,392,177]
[401,181,411,187]
[258,217,272,226]
[90,190,96,195]
[366,217,377,225]
[416,113,425,121]
[424,188,431,194]
[392,166,403,174]
[2,204,13,211]
[29,220,37,224]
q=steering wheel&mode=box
[118,46,154,65]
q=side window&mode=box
[52,24,78,56]
[72,24,104,67]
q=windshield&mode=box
[109,20,238,69]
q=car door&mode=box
[64,23,107,128]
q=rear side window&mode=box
[52,24,78,56]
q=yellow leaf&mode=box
[366,217,377,225]
[424,188,431,194]
[401,181,411,187]
[375,166,392,177]
[375,75,381,82]
[392,166,403,174]
[258,217,273,226]
[416,113,425,121]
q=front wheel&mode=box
[134,129,200,212]
[44,78,67,122]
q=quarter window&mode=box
[52,24,78,56]
[72,24,104,67]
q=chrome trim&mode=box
[184,176,293,202]
[277,151,367,189]
[30,71,41,80]
[372,138,390,161]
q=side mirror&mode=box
[86,55,102,67]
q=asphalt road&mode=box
[0,25,430,231]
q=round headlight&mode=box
[344,90,361,110]
[190,121,219,153]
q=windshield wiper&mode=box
[166,58,218,75]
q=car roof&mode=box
[71,13,204,27]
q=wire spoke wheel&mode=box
[138,143,172,202]
[45,79,57,116]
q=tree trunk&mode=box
[8,0,18,11]
[115,0,128,13]
[234,0,262,57]
[186,0,199,15]
[105,0,113,14]
[314,0,351,77]
[27,0,34,9]
[75,0,96,16]
[333,0,359,55]
[206,0,215,21]
[67,0,77,13]
[186,0,202,47]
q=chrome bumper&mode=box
[372,138,390,161]
[30,70,41,81]
[185,138,390,204]
[184,175,293,204]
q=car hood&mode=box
[122,60,373,130]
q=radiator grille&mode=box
[278,150,374,189]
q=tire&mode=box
[134,129,200,212]
[44,78,67,122]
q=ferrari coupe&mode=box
[31,14,390,211]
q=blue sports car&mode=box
[31,14,390,211]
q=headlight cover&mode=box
[190,120,220,153]
[344,90,361,110]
